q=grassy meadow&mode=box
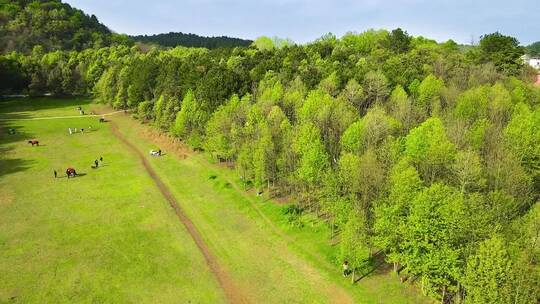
[0,98,226,303]
[0,97,430,303]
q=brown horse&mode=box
[27,140,39,146]
[66,168,77,178]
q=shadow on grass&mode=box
[354,250,390,283]
[0,96,92,117]
[0,119,35,146]
[63,173,87,179]
[0,157,36,178]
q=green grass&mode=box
[0,97,431,303]
[0,98,226,303]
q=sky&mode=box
[66,0,539,45]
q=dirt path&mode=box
[109,121,248,304]
[0,110,124,121]
[133,121,354,303]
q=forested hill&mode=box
[130,32,252,49]
[0,0,130,54]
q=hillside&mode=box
[130,32,252,49]
[0,0,129,53]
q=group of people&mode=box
[68,127,92,135]
[149,149,162,156]
[51,105,162,181]
[92,157,104,169]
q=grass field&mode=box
[0,97,431,303]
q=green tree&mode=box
[252,36,275,51]
[295,123,329,190]
[173,90,206,146]
[416,74,445,116]
[374,160,423,271]
[362,70,389,112]
[463,236,513,304]
[504,103,540,177]
[478,32,524,75]
[402,183,465,300]
[341,107,398,155]
[404,117,456,183]
[205,94,250,161]
[300,89,357,162]
[319,71,340,96]
[385,28,411,54]
[526,41,540,56]
[339,212,371,283]
[340,79,365,112]
[388,85,413,132]
[452,150,486,193]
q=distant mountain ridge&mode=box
[130,32,252,49]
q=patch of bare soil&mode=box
[0,189,13,207]
[139,127,192,159]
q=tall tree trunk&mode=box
[441,285,446,304]
[393,262,398,273]
[351,269,355,284]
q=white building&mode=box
[523,55,540,70]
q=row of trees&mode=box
[2,29,539,303]
[130,32,252,49]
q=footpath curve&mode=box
[109,121,248,304]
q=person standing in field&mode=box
[54,170,57,178]
[342,261,349,277]
[94,159,99,168]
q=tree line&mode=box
[1,28,539,303]
[130,32,252,49]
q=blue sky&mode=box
[66,0,539,45]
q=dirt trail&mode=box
[0,110,124,121]
[109,121,248,304]
[133,120,354,303]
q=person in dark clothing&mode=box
[54,170,57,178]
[99,156,103,162]
[94,160,99,168]
[158,149,162,156]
